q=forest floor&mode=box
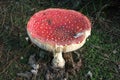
[0,0,120,80]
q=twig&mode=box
[22,43,33,54]
[80,1,93,11]
[0,57,16,74]
[96,4,110,19]
[0,8,6,36]
[0,44,4,58]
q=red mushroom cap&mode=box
[27,8,91,52]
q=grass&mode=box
[0,0,120,80]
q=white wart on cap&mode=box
[27,8,91,52]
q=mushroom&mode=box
[27,8,91,68]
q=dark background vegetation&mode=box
[0,0,120,80]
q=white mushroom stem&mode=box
[52,46,65,68]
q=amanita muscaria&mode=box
[27,8,91,68]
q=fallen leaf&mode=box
[31,64,40,70]
[28,54,36,66]
[86,71,93,79]
[31,69,38,75]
